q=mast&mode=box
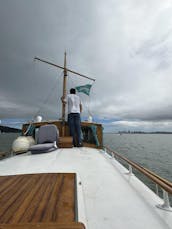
[62,52,67,136]
[34,54,95,135]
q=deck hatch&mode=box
[0,173,84,228]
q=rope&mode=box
[34,71,63,119]
[23,122,35,136]
[57,71,63,118]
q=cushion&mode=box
[29,142,57,154]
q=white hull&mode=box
[0,147,172,228]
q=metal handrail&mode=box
[104,146,172,195]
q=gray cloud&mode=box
[1,0,172,131]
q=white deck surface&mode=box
[0,147,172,229]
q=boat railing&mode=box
[104,146,172,212]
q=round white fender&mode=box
[12,136,35,154]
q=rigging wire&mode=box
[34,71,63,119]
[68,72,75,91]
[1,71,64,129]
[57,71,63,118]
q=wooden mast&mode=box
[34,54,96,136]
[62,52,67,136]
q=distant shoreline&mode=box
[104,131,172,134]
[0,125,21,133]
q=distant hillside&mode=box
[0,125,21,133]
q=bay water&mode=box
[0,133,21,153]
[104,133,172,202]
[103,133,172,182]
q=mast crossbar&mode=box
[34,56,95,82]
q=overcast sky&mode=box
[1,0,172,131]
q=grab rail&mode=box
[104,146,172,211]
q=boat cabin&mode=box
[22,120,103,149]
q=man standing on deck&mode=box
[61,88,83,147]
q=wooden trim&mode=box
[0,222,85,229]
[105,146,172,194]
[83,143,101,149]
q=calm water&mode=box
[0,133,21,152]
[0,133,172,200]
[104,133,172,182]
[104,133,172,202]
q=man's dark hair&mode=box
[70,88,76,94]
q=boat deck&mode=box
[0,147,172,229]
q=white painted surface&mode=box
[0,147,172,229]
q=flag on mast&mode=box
[75,84,92,96]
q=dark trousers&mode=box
[68,113,82,146]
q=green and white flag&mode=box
[75,84,92,96]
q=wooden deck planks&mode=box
[0,173,79,227]
[0,222,85,229]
